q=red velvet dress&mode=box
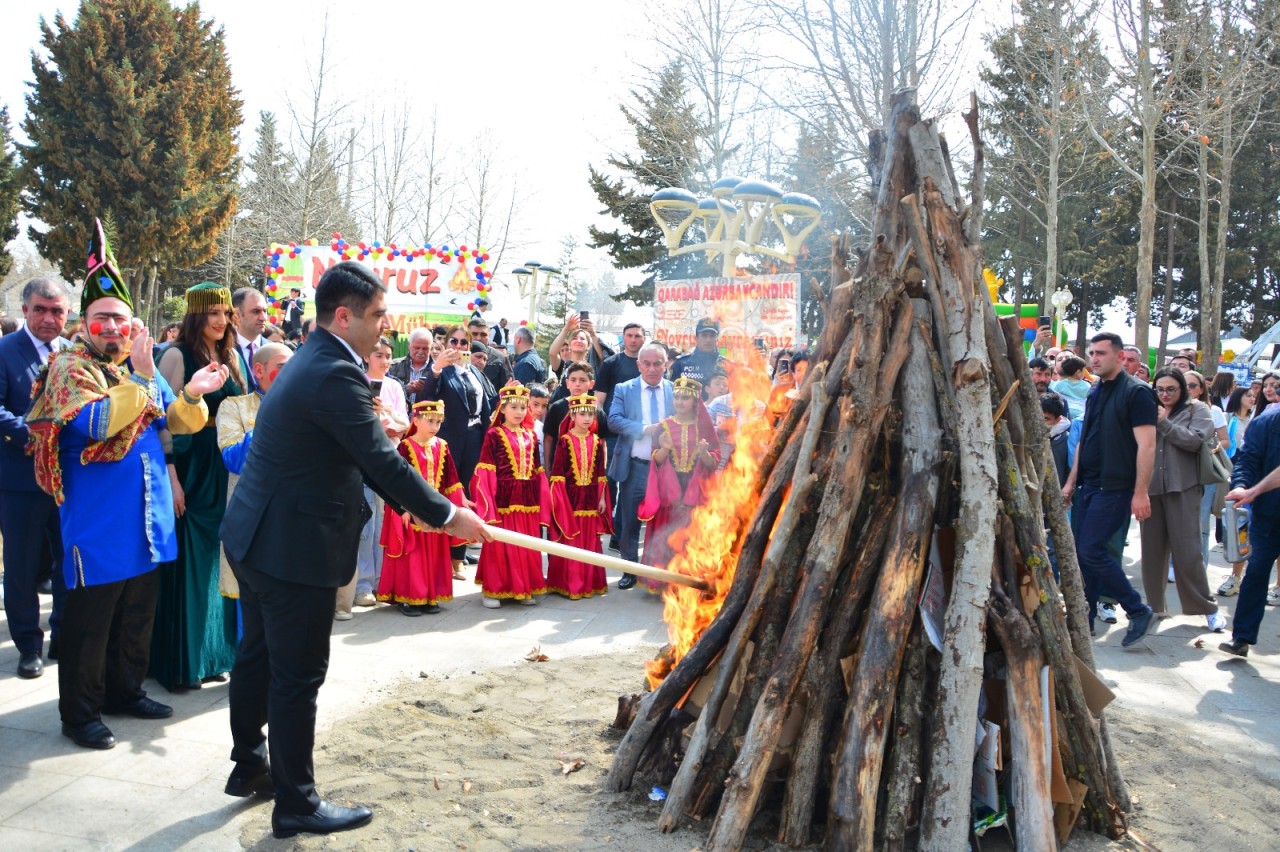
[471,425,551,600]
[547,431,613,599]
[638,416,719,592]
[377,437,464,606]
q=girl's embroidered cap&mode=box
[499,384,531,402]
[413,399,445,417]
[567,393,597,412]
[673,376,703,398]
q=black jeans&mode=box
[228,558,335,816]
[58,569,159,725]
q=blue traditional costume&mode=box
[26,220,210,749]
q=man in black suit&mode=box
[220,262,492,839]
[0,279,70,679]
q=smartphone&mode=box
[777,358,791,373]
[369,380,383,395]
[753,337,766,351]
[580,310,590,321]
[1039,315,1052,328]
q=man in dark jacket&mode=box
[221,262,491,838]
[1221,403,1280,656]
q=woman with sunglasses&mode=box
[1141,368,1224,631]
[1186,371,1230,570]
[424,326,496,578]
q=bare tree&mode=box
[453,136,526,283]
[1083,0,1192,356]
[1175,0,1276,365]
[284,17,358,241]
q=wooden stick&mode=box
[484,526,708,591]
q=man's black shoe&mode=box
[399,603,423,617]
[225,763,275,798]
[1122,608,1154,648]
[464,554,478,565]
[37,578,53,595]
[617,573,637,590]
[272,800,373,839]
[18,651,43,679]
[103,697,173,719]
[607,536,620,552]
[62,719,116,750]
[1219,638,1250,658]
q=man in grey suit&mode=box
[607,343,674,590]
[220,262,491,839]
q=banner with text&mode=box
[653,274,800,353]
[263,240,486,333]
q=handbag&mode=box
[1198,439,1232,486]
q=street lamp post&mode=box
[510,262,563,327]
[1050,285,1073,346]
[648,177,822,277]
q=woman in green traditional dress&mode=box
[152,282,246,690]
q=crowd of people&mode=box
[13,234,1280,835]
[0,236,816,837]
[1033,331,1280,657]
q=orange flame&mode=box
[644,351,777,689]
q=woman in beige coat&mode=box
[1141,367,1225,631]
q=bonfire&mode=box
[606,90,1129,852]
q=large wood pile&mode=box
[605,91,1131,851]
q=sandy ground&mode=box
[231,642,1280,852]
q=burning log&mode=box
[607,89,1129,851]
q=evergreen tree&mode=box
[588,61,716,306]
[0,107,20,281]
[20,0,241,321]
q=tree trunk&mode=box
[826,299,942,851]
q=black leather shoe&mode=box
[62,719,116,749]
[424,604,441,614]
[225,763,275,797]
[464,554,478,565]
[1219,638,1250,658]
[399,603,423,617]
[103,697,173,719]
[18,651,43,679]
[37,578,53,595]
[617,573,637,590]
[272,800,373,839]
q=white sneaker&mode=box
[354,592,377,608]
[1207,612,1227,633]
[1217,574,1242,596]
[481,597,501,609]
[333,610,353,621]
[1098,602,1119,624]
[1267,586,1280,607]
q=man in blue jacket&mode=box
[1221,403,1280,656]
[0,278,70,678]
[608,343,674,589]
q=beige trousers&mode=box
[1139,486,1217,615]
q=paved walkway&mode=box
[0,525,1277,849]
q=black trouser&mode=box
[0,489,66,655]
[58,569,159,726]
[228,558,334,816]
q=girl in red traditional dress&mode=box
[639,376,720,592]
[547,393,613,599]
[377,400,466,615]
[471,385,551,608]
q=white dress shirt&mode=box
[631,380,667,460]
[24,324,63,363]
